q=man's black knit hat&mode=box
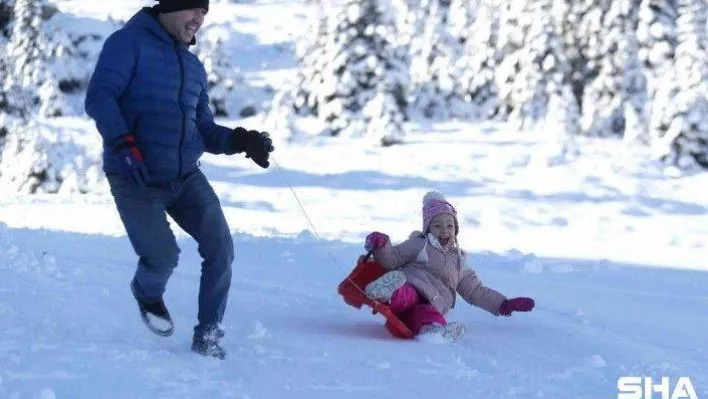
[153,0,209,13]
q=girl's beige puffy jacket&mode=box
[373,233,506,316]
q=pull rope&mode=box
[270,156,374,299]
[270,156,347,270]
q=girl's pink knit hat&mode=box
[422,191,458,235]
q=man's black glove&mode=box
[229,127,275,168]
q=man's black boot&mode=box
[131,279,174,337]
[192,325,226,360]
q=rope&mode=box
[270,156,345,269]
[270,156,374,299]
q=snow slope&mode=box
[2,124,707,399]
[1,1,707,398]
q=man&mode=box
[85,0,274,360]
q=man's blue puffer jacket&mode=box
[85,8,233,183]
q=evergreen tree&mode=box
[291,0,409,145]
[196,26,237,117]
[0,0,13,38]
[0,55,13,151]
[456,0,502,119]
[390,0,419,48]
[637,0,681,145]
[292,2,330,116]
[494,0,527,119]
[535,81,581,165]
[653,0,708,167]
[264,3,330,140]
[0,119,54,193]
[408,0,461,119]
[5,0,44,92]
[448,0,477,44]
[637,0,678,87]
[582,0,646,137]
[620,31,650,144]
[0,118,102,193]
[4,0,66,118]
[0,0,20,143]
[496,0,578,132]
[546,81,581,138]
[0,0,72,193]
[446,0,482,117]
[559,0,612,115]
[43,12,96,103]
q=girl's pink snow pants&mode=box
[389,283,446,335]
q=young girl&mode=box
[363,191,535,341]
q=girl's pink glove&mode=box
[364,232,389,252]
[499,297,535,316]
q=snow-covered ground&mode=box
[2,124,707,399]
[1,1,707,398]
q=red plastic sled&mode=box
[337,256,414,339]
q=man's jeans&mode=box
[108,170,234,333]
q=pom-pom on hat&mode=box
[422,191,458,235]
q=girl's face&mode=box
[428,213,456,249]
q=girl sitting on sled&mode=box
[363,191,535,341]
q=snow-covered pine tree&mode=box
[0,0,25,124]
[196,26,237,117]
[4,0,66,118]
[0,54,69,193]
[0,0,78,193]
[42,10,99,107]
[389,0,418,48]
[637,0,678,91]
[558,0,611,117]
[637,0,681,147]
[0,56,32,120]
[1,0,36,147]
[362,72,408,146]
[291,2,330,116]
[581,0,646,137]
[456,0,502,119]
[0,55,13,147]
[0,0,11,117]
[0,118,51,193]
[408,0,463,119]
[0,116,103,193]
[441,0,487,118]
[580,0,625,137]
[292,0,409,145]
[546,81,581,138]
[448,0,477,44]
[620,30,650,144]
[534,80,581,165]
[652,0,708,167]
[45,30,83,96]
[0,0,13,38]
[391,0,467,120]
[4,0,42,96]
[263,2,331,140]
[495,0,578,132]
[494,0,527,119]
